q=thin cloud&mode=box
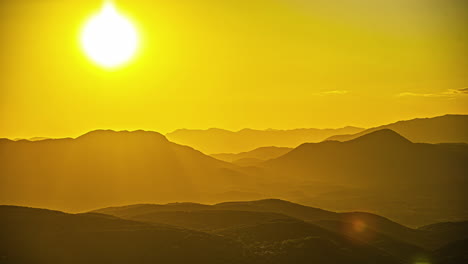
[397,88,468,98]
[314,90,349,96]
[323,90,349,95]
[450,87,468,94]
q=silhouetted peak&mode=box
[76,129,168,142]
[349,129,411,144]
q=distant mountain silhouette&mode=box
[263,129,468,226]
[0,130,256,211]
[166,127,364,154]
[326,114,468,143]
[1,128,467,227]
[211,146,292,164]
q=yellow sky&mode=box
[1,0,467,139]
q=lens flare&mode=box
[81,1,139,68]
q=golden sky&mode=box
[1,0,467,138]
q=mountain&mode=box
[211,146,292,163]
[94,199,338,223]
[263,129,468,226]
[0,205,253,264]
[94,199,446,250]
[1,205,408,264]
[214,199,338,221]
[95,199,458,262]
[2,128,467,226]
[166,127,364,154]
[326,114,468,143]
[113,210,295,231]
[0,130,258,212]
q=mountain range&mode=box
[260,129,468,226]
[327,114,468,143]
[1,115,467,226]
[0,130,253,211]
[2,200,468,264]
[166,126,364,154]
[211,146,292,165]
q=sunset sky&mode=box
[1,0,467,139]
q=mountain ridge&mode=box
[326,114,468,143]
[166,126,365,153]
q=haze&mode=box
[1,0,467,139]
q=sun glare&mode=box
[81,1,139,68]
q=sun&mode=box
[81,1,139,68]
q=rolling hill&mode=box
[1,204,415,264]
[95,199,462,250]
[0,205,253,264]
[94,199,338,224]
[94,199,468,262]
[326,114,468,143]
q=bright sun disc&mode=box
[81,1,139,68]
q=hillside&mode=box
[0,205,252,264]
[263,129,468,226]
[166,127,364,154]
[0,130,256,211]
[94,199,338,223]
[94,199,468,262]
[95,199,455,250]
[326,114,468,143]
[0,205,411,264]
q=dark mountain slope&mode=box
[214,199,338,221]
[219,219,417,263]
[419,221,468,247]
[0,205,252,264]
[94,199,436,251]
[1,205,406,264]
[433,239,468,264]
[124,210,295,231]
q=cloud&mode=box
[397,88,468,98]
[314,90,349,96]
[397,92,448,98]
[450,88,468,94]
[322,90,349,95]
